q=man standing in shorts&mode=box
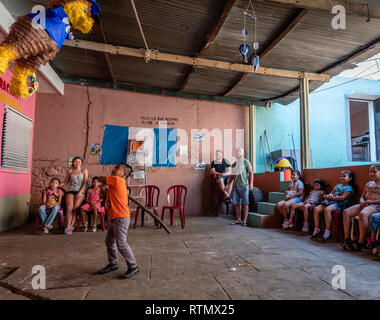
[228,147,254,227]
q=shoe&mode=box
[64,227,73,235]
[43,227,49,234]
[372,245,380,255]
[83,221,88,232]
[288,222,294,229]
[92,225,97,232]
[231,220,241,225]
[123,267,139,279]
[352,240,365,252]
[310,230,322,240]
[282,220,289,230]
[97,263,119,274]
[48,225,54,230]
[342,238,354,251]
[241,222,248,227]
[365,237,377,250]
[302,223,309,233]
[320,234,331,242]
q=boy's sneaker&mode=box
[302,223,309,233]
[123,267,139,279]
[288,220,294,229]
[282,220,289,230]
[43,227,49,234]
[97,263,119,274]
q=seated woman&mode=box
[211,150,232,200]
[60,156,88,235]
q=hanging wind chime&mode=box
[238,0,260,72]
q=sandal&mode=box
[352,240,365,252]
[92,225,97,232]
[242,222,248,227]
[231,220,241,225]
[342,238,355,251]
[83,221,88,232]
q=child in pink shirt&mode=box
[80,177,105,232]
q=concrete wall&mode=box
[0,70,36,232]
[31,84,249,216]
[256,77,380,173]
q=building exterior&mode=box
[0,70,36,232]
[255,76,380,173]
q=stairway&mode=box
[247,180,290,228]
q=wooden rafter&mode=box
[96,15,115,83]
[63,39,330,82]
[179,0,235,90]
[263,0,380,19]
[223,8,308,96]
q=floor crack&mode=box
[0,281,49,300]
[213,275,232,300]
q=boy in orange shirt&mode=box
[96,164,139,278]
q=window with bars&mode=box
[1,105,33,171]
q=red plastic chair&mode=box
[133,185,160,229]
[34,188,66,233]
[160,185,187,229]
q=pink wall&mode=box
[0,70,36,198]
[32,84,249,216]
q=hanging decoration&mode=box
[27,74,39,97]
[239,0,260,72]
[0,0,101,99]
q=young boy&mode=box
[97,164,139,279]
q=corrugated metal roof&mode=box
[2,0,379,105]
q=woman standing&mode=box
[61,157,88,234]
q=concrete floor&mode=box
[0,216,379,300]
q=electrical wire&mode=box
[312,69,380,94]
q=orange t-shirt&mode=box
[106,176,130,219]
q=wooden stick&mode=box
[260,136,268,172]
[264,130,273,171]
[129,196,171,234]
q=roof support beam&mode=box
[263,0,380,20]
[63,39,330,82]
[180,0,236,90]
[96,15,115,83]
[223,8,308,96]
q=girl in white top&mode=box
[277,170,305,230]
[288,179,326,232]
[60,156,88,234]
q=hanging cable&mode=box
[312,69,380,94]
[130,0,153,62]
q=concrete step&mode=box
[256,202,276,215]
[247,212,282,228]
[280,181,291,192]
[268,192,285,203]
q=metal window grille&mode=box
[1,105,33,170]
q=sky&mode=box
[339,53,380,80]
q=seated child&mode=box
[80,176,105,232]
[38,178,63,233]
[368,213,380,252]
[277,170,305,230]
[288,179,326,232]
[311,170,353,242]
[342,165,380,251]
